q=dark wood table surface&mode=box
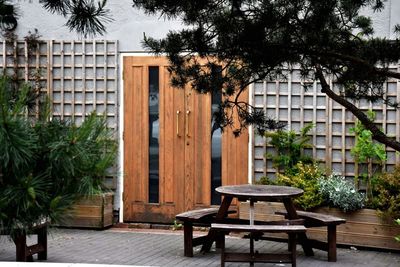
[216,184,303,200]
[201,184,314,256]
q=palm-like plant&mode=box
[0,76,117,238]
[265,124,314,173]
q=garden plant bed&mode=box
[59,192,114,229]
[239,201,400,251]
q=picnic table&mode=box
[201,184,314,262]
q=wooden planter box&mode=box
[59,192,114,229]
[239,201,400,251]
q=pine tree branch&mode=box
[323,51,400,80]
[315,66,400,152]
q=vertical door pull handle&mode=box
[176,110,181,137]
[186,110,191,137]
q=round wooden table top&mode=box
[215,184,303,200]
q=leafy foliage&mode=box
[395,219,400,243]
[0,76,117,238]
[0,0,18,31]
[275,162,324,210]
[370,165,400,221]
[129,0,400,147]
[265,124,314,173]
[351,111,387,163]
[318,174,364,212]
[350,110,386,200]
[39,0,112,37]
[8,0,400,150]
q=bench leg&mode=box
[288,233,297,267]
[183,222,194,257]
[37,226,48,260]
[14,234,28,262]
[221,233,226,267]
[216,232,224,249]
[295,232,314,257]
[327,225,337,262]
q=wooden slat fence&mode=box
[252,68,400,181]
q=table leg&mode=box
[249,199,255,266]
[250,233,255,267]
[201,195,233,253]
[249,199,255,225]
[283,198,314,257]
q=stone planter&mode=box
[239,201,400,251]
[59,192,114,229]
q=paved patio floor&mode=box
[1,228,399,267]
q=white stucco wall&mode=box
[12,0,400,50]
[361,0,398,38]
[12,0,182,51]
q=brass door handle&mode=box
[176,110,181,137]
[186,110,190,137]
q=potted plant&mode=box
[242,170,400,250]
[0,75,117,238]
[241,126,400,251]
[54,113,117,228]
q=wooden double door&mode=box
[123,56,248,223]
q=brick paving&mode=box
[0,228,399,267]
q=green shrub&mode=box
[275,162,324,210]
[256,176,276,186]
[318,174,364,212]
[350,111,386,201]
[370,165,400,220]
[0,76,117,238]
[265,124,314,174]
[395,219,400,243]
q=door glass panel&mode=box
[211,89,222,205]
[149,67,159,203]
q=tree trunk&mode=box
[315,68,400,152]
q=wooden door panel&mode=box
[222,90,249,205]
[124,58,148,205]
[189,89,212,208]
[123,56,249,222]
[160,65,185,212]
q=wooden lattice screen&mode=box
[0,39,119,188]
[252,67,400,181]
[0,39,118,126]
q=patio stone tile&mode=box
[0,228,399,267]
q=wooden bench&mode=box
[211,223,306,267]
[276,210,346,262]
[175,208,236,257]
[1,222,48,262]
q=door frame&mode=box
[117,53,253,223]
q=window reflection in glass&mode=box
[148,67,159,203]
[211,89,222,205]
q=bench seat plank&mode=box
[176,208,236,222]
[276,210,345,226]
[224,252,292,263]
[212,223,306,233]
[176,208,219,221]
